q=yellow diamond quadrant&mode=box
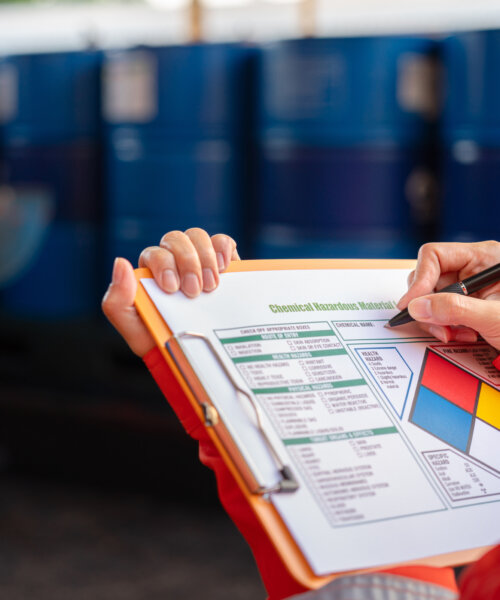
[477,383,500,430]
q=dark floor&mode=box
[0,316,266,598]
[0,474,266,600]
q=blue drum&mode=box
[103,43,254,265]
[4,139,100,222]
[441,30,500,145]
[1,221,98,318]
[106,130,240,231]
[2,50,101,144]
[253,232,419,260]
[102,44,252,139]
[258,141,434,237]
[255,36,439,256]
[258,36,438,146]
[0,50,102,318]
[440,31,500,241]
[441,142,500,242]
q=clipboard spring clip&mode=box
[166,331,299,496]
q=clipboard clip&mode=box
[166,331,299,496]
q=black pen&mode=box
[387,262,500,328]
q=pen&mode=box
[387,262,500,328]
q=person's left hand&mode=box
[102,229,239,356]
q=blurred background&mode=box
[0,0,500,597]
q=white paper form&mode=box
[141,268,500,575]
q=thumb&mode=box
[102,257,155,357]
[408,293,500,349]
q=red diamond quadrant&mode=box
[420,351,478,414]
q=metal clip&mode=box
[202,403,219,427]
[166,331,299,495]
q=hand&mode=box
[397,241,500,350]
[102,229,240,357]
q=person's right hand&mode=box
[397,241,500,351]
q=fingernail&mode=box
[182,273,201,297]
[112,257,124,285]
[202,268,216,292]
[455,330,478,343]
[429,325,449,343]
[161,269,179,293]
[408,297,432,320]
[216,252,226,272]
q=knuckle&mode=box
[417,242,435,259]
[438,293,466,321]
[101,291,115,316]
[198,247,216,264]
[178,249,199,266]
[139,246,161,263]
[160,230,185,246]
[485,240,500,254]
[212,233,236,249]
[185,227,209,240]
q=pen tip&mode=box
[384,323,392,329]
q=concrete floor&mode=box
[0,475,266,600]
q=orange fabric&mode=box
[144,346,308,599]
[378,566,457,592]
[459,545,500,600]
[144,346,461,598]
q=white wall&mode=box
[1,0,500,54]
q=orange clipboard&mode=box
[134,258,492,591]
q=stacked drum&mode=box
[254,36,439,259]
[0,50,102,317]
[103,43,253,268]
[440,30,500,242]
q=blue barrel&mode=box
[440,31,500,241]
[103,44,252,139]
[441,30,500,144]
[4,139,100,222]
[0,50,102,318]
[258,36,438,146]
[258,141,434,237]
[441,142,500,242]
[107,129,239,230]
[1,221,98,318]
[103,43,253,268]
[255,36,438,257]
[2,50,101,144]
[254,231,419,260]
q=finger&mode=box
[102,258,154,357]
[413,322,453,343]
[416,323,478,343]
[434,271,460,292]
[448,326,479,343]
[398,243,468,308]
[399,241,500,308]
[159,230,203,298]
[139,246,180,294]
[408,293,500,339]
[478,285,500,301]
[211,233,240,272]
[185,227,219,292]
